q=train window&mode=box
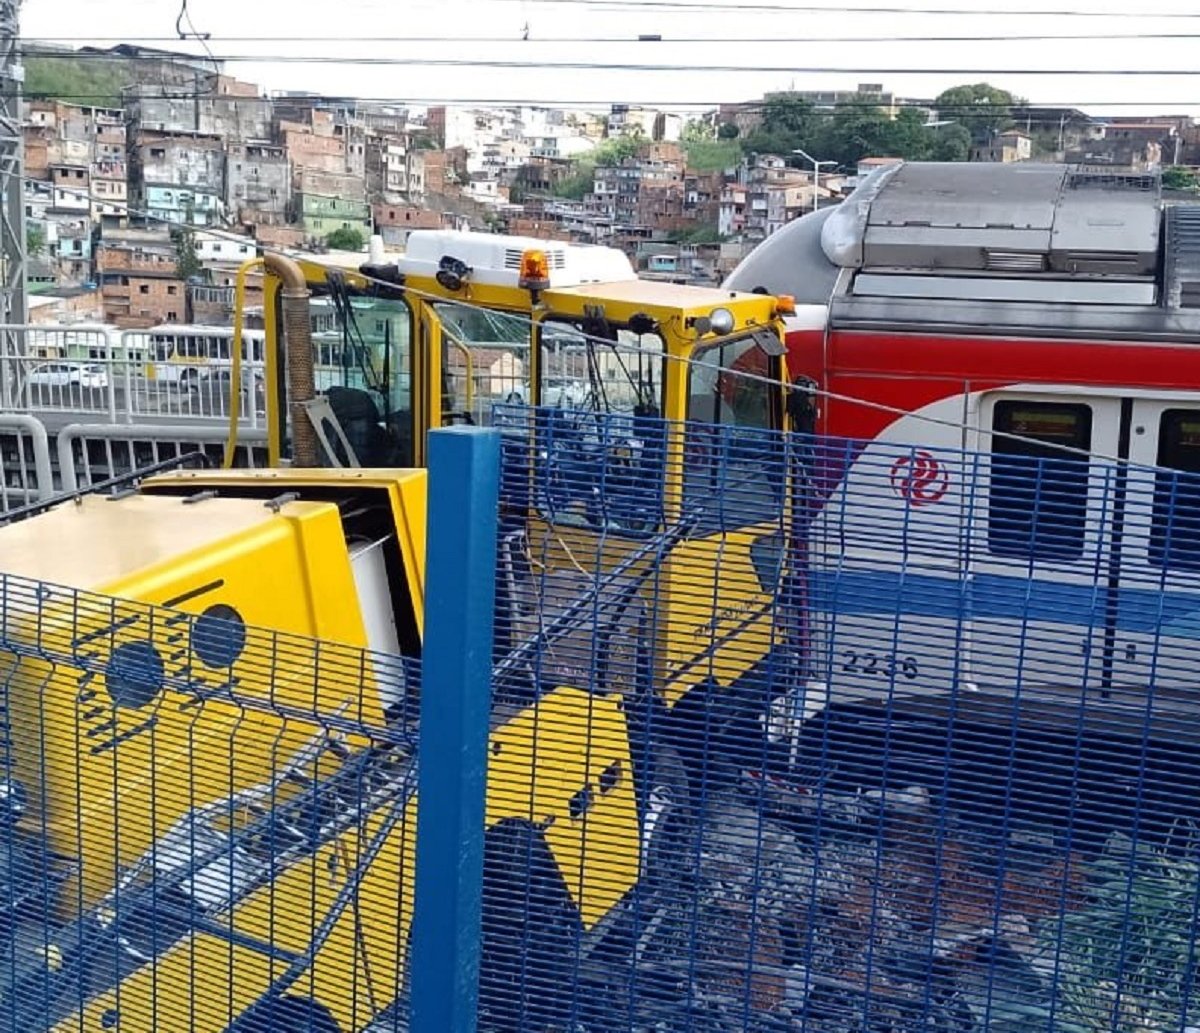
[988,401,1092,562]
[1150,409,1200,572]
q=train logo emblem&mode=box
[890,451,949,508]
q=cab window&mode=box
[434,302,530,424]
[537,318,664,417]
[528,318,666,537]
[685,332,784,530]
[1150,409,1200,572]
[316,295,413,466]
[988,401,1092,562]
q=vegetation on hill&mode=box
[325,227,366,251]
[24,54,130,107]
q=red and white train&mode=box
[726,161,1200,704]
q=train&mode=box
[726,160,1200,708]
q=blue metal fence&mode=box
[0,408,1196,1031]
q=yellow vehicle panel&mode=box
[0,489,402,908]
[142,467,429,635]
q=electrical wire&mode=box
[10,92,1200,111]
[17,30,1200,42]
[17,51,1200,75]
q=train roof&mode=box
[726,161,1200,342]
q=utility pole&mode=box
[793,148,836,214]
[0,0,27,407]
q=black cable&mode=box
[18,51,1200,74]
[15,29,1200,42]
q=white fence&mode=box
[0,413,53,512]
[1,323,265,428]
[0,323,272,511]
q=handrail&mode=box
[56,423,269,493]
[446,337,476,415]
[0,413,53,505]
[0,450,211,526]
[225,258,265,469]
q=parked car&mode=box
[26,362,109,390]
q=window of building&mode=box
[166,311,178,321]
[1150,409,1200,572]
[151,148,165,159]
[988,401,1092,561]
[139,284,150,294]
[167,285,177,296]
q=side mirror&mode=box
[787,375,818,435]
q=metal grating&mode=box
[0,408,1198,1031]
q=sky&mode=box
[20,0,1200,115]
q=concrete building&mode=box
[194,232,255,263]
[225,143,290,217]
[294,193,371,241]
[372,203,441,247]
[125,74,271,141]
[970,130,1033,163]
[129,132,226,226]
[90,160,127,224]
[365,132,411,201]
[95,235,186,327]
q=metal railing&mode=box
[56,423,269,492]
[0,408,1198,1032]
[0,323,263,428]
[0,412,54,510]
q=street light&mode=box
[793,148,837,213]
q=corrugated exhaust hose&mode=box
[264,253,318,467]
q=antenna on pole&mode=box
[0,0,27,405]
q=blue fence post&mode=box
[409,426,501,1033]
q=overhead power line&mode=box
[14,52,1200,75]
[508,0,1200,16]
[15,30,1200,42]
[10,91,1200,111]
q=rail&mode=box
[0,412,53,510]
[56,422,269,492]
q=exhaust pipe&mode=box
[264,253,318,467]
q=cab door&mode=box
[1111,398,1200,693]
[969,391,1124,694]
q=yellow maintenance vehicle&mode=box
[0,230,800,1032]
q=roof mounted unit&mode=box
[822,162,1163,297]
[399,230,637,288]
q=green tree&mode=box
[553,161,596,199]
[1163,166,1199,191]
[592,136,641,167]
[931,122,972,162]
[878,106,937,160]
[26,224,45,258]
[761,93,818,139]
[933,83,1019,138]
[173,204,203,280]
[812,96,896,165]
[23,53,129,107]
[683,119,714,142]
[717,122,740,140]
[683,139,742,172]
[325,227,365,251]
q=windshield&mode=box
[538,319,664,417]
[687,330,779,429]
[685,331,785,531]
[434,302,531,424]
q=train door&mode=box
[1111,398,1200,694]
[970,391,1123,694]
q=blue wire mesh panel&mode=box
[0,574,419,1033]
[474,405,1200,1033]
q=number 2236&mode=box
[841,651,919,680]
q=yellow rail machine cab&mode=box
[246,229,796,468]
